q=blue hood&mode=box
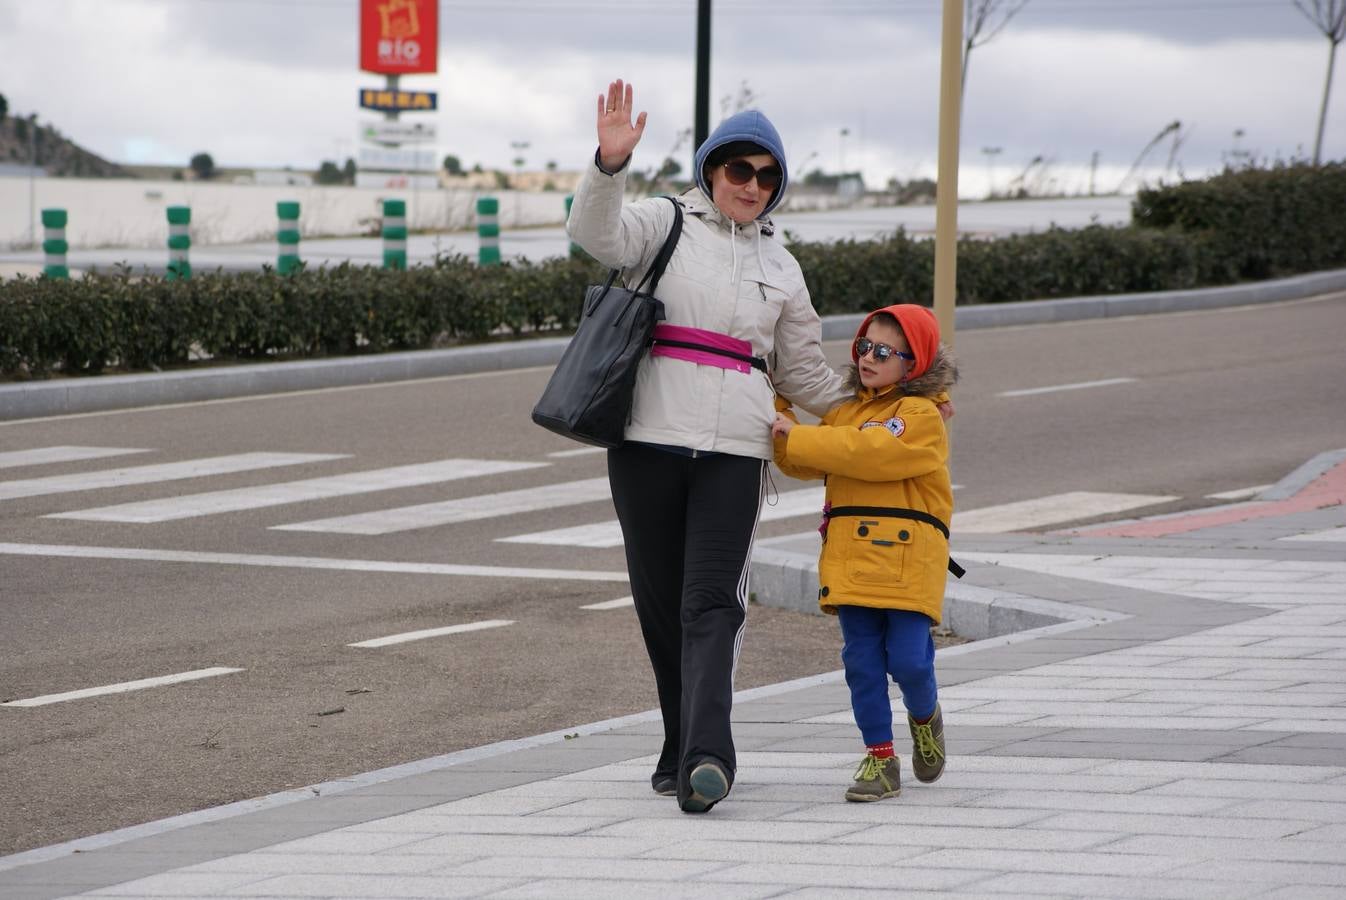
[693,109,789,218]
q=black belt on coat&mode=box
[825,505,965,579]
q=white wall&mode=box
[0,177,578,250]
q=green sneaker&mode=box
[681,761,729,813]
[908,703,946,783]
[845,753,901,802]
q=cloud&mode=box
[2,0,1340,192]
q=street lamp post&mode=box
[933,0,964,344]
[839,127,850,176]
[510,140,530,225]
[981,146,1002,198]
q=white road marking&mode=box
[348,620,514,648]
[0,542,629,582]
[0,446,151,470]
[1,667,243,708]
[49,459,547,523]
[997,377,1136,398]
[547,447,606,459]
[953,491,1178,533]
[0,453,346,502]
[1206,485,1272,501]
[499,486,828,548]
[581,596,634,611]
[1281,527,1346,543]
[273,477,612,535]
[505,521,624,548]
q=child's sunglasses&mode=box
[854,337,915,363]
[722,159,783,191]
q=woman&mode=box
[567,79,851,813]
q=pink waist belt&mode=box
[649,324,767,375]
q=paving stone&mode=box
[905,846,1183,876]
[1180,858,1346,887]
[646,837,932,866]
[695,861,989,891]
[1219,746,1346,766]
[491,879,783,899]
[83,871,271,895]
[219,873,524,897]
[778,800,1055,828]
[984,740,1229,762]
[832,824,1118,851]
[1100,834,1346,863]
[972,871,1272,899]
[1220,798,1346,821]
[1035,810,1314,839]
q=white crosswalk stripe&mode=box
[271,477,613,535]
[0,446,151,470]
[498,486,828,548]
[48,459,548,523]
[0,542,629,582]
[954,491,1178,533]
[0,452,347,502]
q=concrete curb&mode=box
[1259,446,1346,501]
[748,537,1126,640]
[3,267,1343,422]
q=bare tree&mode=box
[962,0,1030,99]
[1295,0,1346,165]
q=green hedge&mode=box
[0,256,600,378]
[2,162,1343,379]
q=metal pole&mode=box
[694,0,711,151]
[933,0,964,345]
[28,124,37,249]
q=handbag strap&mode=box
[628,196,684,295]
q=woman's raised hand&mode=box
[596,79,647,172]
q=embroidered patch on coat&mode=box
[860,417,906,437]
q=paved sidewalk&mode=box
[2,455,1344,898]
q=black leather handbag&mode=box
[531,197,683,448]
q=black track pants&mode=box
[607,444,766,805]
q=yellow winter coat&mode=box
[774,349,957,621]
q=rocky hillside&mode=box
[0,110,130,178]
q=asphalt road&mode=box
[1,292,1343,854]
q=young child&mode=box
[771,304,958,801]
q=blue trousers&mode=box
[837,605,938,747]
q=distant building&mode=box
[0,163,46,178]
[252,170,314,187]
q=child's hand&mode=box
[937,399,955,422]
[771,413,794,438]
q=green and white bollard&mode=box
[476,196,500,266]
[41,208,69,279]
[276,201,301,274]
[564,194,581,259]
[382,199,407,270]
[166,206,191,280]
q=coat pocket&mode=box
[844,519,914,587]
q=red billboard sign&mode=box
[360,0,437,75]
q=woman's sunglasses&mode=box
[854,337,916,363]
[722,159,783,191]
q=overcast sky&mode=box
[2,0,1343,196]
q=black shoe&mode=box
[680,761,729,813]
[651,773,677,796]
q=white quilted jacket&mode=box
[566,159,848,460]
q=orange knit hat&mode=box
[851,304,941,381]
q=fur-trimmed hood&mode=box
[843,343,959,399]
